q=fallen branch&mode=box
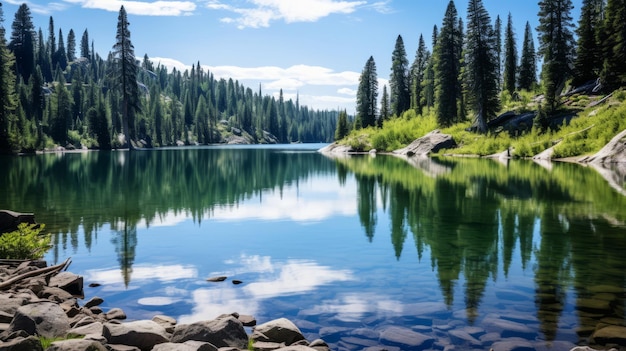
[0,257,71,291]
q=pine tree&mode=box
[494,15,502,91]
[55,29,68,71]
[537,0,576,112]
[112,5,140,148]
[465,0,500,133]
[503,13,517,95]
[80,29,89,59]
[356,56,378,128]
[8,4,35,82]
[422,26,438,109]
[573,0,604,86]
[410,34,428,115]
[435,1,461,127]
[0,3,17,154]
[334,110,349,141]
[390,35,410,117]
[380,85,390,125]
[518,21,537,91]
[67,28,76,62]
[599,0,626,90]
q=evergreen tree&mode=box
[67,28,76,62]
[390,35,410,117]
[573,0,603,86]
[112,5,140,147]
[8,4,35,82]
[503,13,517,95]
[423,26,437,109]
[465,0,500,133]
[356,56,378,128]
[55,29,68,71]
[0,3,17,154]
[599,0,626,90]
[334,110,349,141]
[380,85,390,125]
[537,0,576,112]
[80,29,89,59]
[410,34,428,115]
[434,1,462,127]
[518,21,537,90]
[50,74,72,144]
[494,15,502,91]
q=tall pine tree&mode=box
[410,34,428,115]
[465,0,500,133]
[599,0,626,91]
[434,1,462,127]
[390,35,410,117]
[0,3,17,154]
[356,56,378,128]
[573,0,604,85]
[112,5,140,148]
[518,21,537,91]
[503,13,517,95]
[8,4,35,83]
[537,0,575,112]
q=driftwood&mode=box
[0,257,71,291]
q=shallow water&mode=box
[2,145,626,350]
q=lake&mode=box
[2,144,626,350]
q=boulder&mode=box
[151,341,218,351]
[393,130,457,156]
[84,296,104,308]
[0,293,28,315]
[0,335,43,351]
[8,301,70,338]
[0,210,37,234]
[68,321,103,336]
[105,308,127,320]
[170,316,248,349]
[103,320,169,351]
[49,272,84,297]
[580,128,626,164]
[152,315,177,333]
[46,338,108,351]
[252,318,305,346]
[318,143,354,154]
[379,326,435,350]
[40,286,75,302]
[490,337,535,351]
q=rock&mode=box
[253,341,286,351]
[46,338,108,351]
[253,318,306,346]
[231,280,243,285]
[237,314,256,327]
[103,320,169,351]
[205,276,227,282]
[318,143,355,154]
[106,345,141,351]
[0,210,37,234]
[482,315,536,339]
[379,326,435,349]
[448,329,481,347]
[0,311,13,324]
[0,294,28,315]
[393,130,457,156]
[151,341,218,351]
[0,335,43,351]
[106,308,127,320]
[69,321,103,336]
[84,296,104,308]
[308,339,331,351]
[8,301,70,338]
[49,272,84,297]
[152,315,177,333]
[170,316,248,349]
[590,325,626,345]
[581,128,626,164]
[490,337,535,351]
[41,286,75,302]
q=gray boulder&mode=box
[170,316,248,349]
[252,318,305,346]
[0,335,43,351]
[105,308,127,321]
[151,341,218,351]
[379,326,435,350]
[0,210,37,234]
[103,320,169,351]
[393,130,457,156]
[580,128,626,164]
[152,315,177,333]
[0,294,28,315]
[8,301,70,338]
[318,143,355,154]
[68,321,103,336]
[46,338,108,351]
[49,272,84,297]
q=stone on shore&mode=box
[151,340,218,351]
[46,338,108,351]
[7,301,70,338]
[253,318,306,346]
[0,335,43,351]
[103,320,169,351]
[49,272,84,297]
[170,315,248,349]
[378,325,435,350]
[393,130,457,157]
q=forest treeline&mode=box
[338,0,626,140]
[0,3,339,154]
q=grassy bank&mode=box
[340,89,626,158]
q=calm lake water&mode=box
[2,144,626,350]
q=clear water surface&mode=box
[1,144,626,350]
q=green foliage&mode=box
[0,223,51,259]
[39,334,82,349]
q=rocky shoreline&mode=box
[0,259,331,351]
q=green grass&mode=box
[39,334,83,349]
[337,89,626,159]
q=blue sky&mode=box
[2,0,582,113]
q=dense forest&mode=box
[0,3,340,154]
[342,0,626,140]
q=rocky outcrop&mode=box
[0,210,37,234]
[580,128,626,164]
[317,143,355,154]
[0,260,331,351]
[393,130,457,156]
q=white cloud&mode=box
[338,87,356,96]
[4,0,69,14]
[62,0,196,16]
[206,0,366,29]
